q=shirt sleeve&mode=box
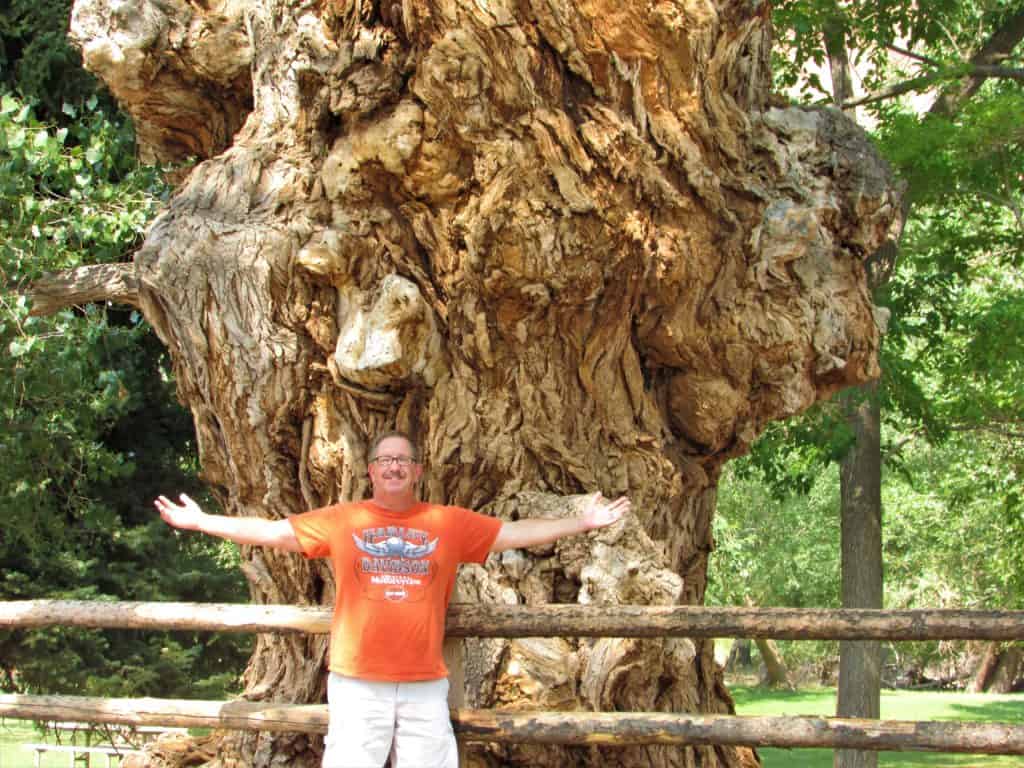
[453,507,503,564]
[288,505,339,559]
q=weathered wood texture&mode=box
[2,695,1023,754]
[4,600,1024,640]
[60,0,904,764]
[27,263,140,316]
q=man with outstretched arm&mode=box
[155,430,629,768]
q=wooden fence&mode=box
[2,600,1023,754]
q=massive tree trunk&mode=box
[52,0,901,765]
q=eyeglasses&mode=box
[371,455,417,467]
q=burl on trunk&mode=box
[50,0,901,765]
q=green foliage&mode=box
[0,92,158,283]
[711,429,1023,676]
[0,0,110,120]
[772,0,1023,106]
[739,403,853,498]
[881,431,1023,673]
[877,87,1024,216]
[708,462,842,671]
[1,94,163,547]
[876,86,1024,447]
[0,92,250,698]
[885,436,1024,612]
[709,462,842,610]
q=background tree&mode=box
[25,0,902,765]
[0,0,251,700]
[730,4,1024,764]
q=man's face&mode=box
[368,436,422,497]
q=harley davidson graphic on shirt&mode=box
[352,526,439,602]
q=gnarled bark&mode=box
[60,0,902,765]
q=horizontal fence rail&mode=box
[0,695,1021,754]
[3,600,1022,755]
[3,600,1024,640]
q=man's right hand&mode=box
[155,493,206,531]
[154,493,303,551]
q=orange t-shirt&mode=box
[289,501,502,681]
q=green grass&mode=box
[0,720,47,768]
[730,686,1024,768]
[0,720,195,768]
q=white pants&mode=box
[322,673,458,768]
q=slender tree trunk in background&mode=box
[823,20,855,110]
[41,0,901,765]
[835,384,882,768]
[970,642,1002,693]
[754,639,792,689]
[825,20,881,768]
[987,646,1023,694]
[726,639,753,673]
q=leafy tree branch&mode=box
[931,5,1024,117]
[843,64,1024,109]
